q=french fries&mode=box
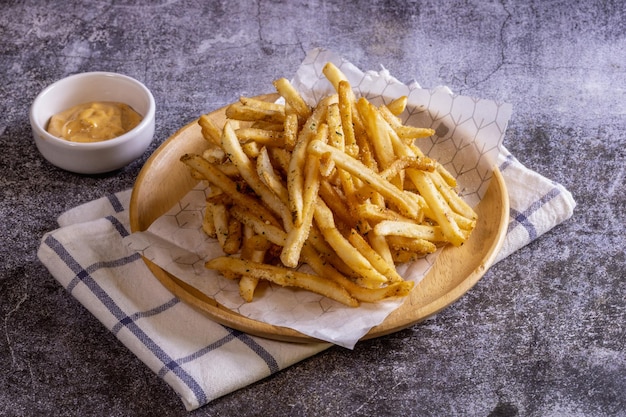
[181,62,477,307]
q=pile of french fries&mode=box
[180,63,477,307]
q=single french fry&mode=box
[386,96,408,116]
[256,146,289,202]
[379,105,435,141]
[211,203,229,250]
[229,205,287,247]
[225,101,285,124]
[273,77,311,122]
[198,114,222,145]
[287,95,334,226]
[202,146,226,164]
[386,235,438,256]
[222,216,242,254]
[356,97,395,170]
[239,96,285,114]
[236,127,285,147]
[280,124,327,267]
[239,230,269,302]
[206,257,359,307]
[283,112,298,151]
[337,80,358,157]
[202,203,217,238]
[374,219,446,242]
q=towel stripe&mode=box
[230,329,280,373]
[506,182,563,240]
[66,253,141,293]
[44,214,284,406]
[106,215,130,237]
[43,234,209,406]
[107,193,125,213]
[111,297,180,335]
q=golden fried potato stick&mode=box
[230,205,287,247]
[374,220,446,242]
[280,124,327,268]
[322,62,350,94]
[429,170,477,221]
[221,121,293,230]
[318,179,354,229]
[206,257,359,307]
[385,96,408,116]
[202,146,226,164]
[202,203,217,238]
[198,114,222,146]
[314,199,389,289]
[225,101,285,124]
[367,232,395,268]
[256,147,289,202]
[273,77,311,123]
[323,63,369,151]
[239,229,270,302]
[406,169,467,246]
[250,120,284,131]
[320,103,343,176]
[347,229,403,283]
[287,95,335,226]
[308,140,422,220]
[337,81,359,157]
[356,97,395,170]
[235,127,285,147]
[300,244,413,303]
[223,217,242,255]
[378,105,435,142]
[211,203,230,251]
[385,235,438,256]
[436,163,458,187]
[180,153,281,228]
[239,96,285,114]
[283,112,298,151]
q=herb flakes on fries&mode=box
[180,63,477,307]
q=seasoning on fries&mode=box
[181,62,477,307]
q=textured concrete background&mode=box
[1,1,624,416]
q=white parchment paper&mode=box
[124,48,512,349]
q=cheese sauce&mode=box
[47,101,143,142]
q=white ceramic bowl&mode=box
[29,72,156,174]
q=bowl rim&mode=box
[29,71,156,150]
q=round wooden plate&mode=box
[129,94,510,343]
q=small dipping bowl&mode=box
[29,72,156,174]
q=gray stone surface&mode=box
[1,1,624,416]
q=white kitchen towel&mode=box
[37,146,575,410]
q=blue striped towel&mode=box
[37,146,574,410]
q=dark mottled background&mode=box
[1,1,624,416]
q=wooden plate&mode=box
[129,94,510,343]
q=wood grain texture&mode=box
[129,95,509,344]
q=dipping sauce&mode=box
[47,101,143,142]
